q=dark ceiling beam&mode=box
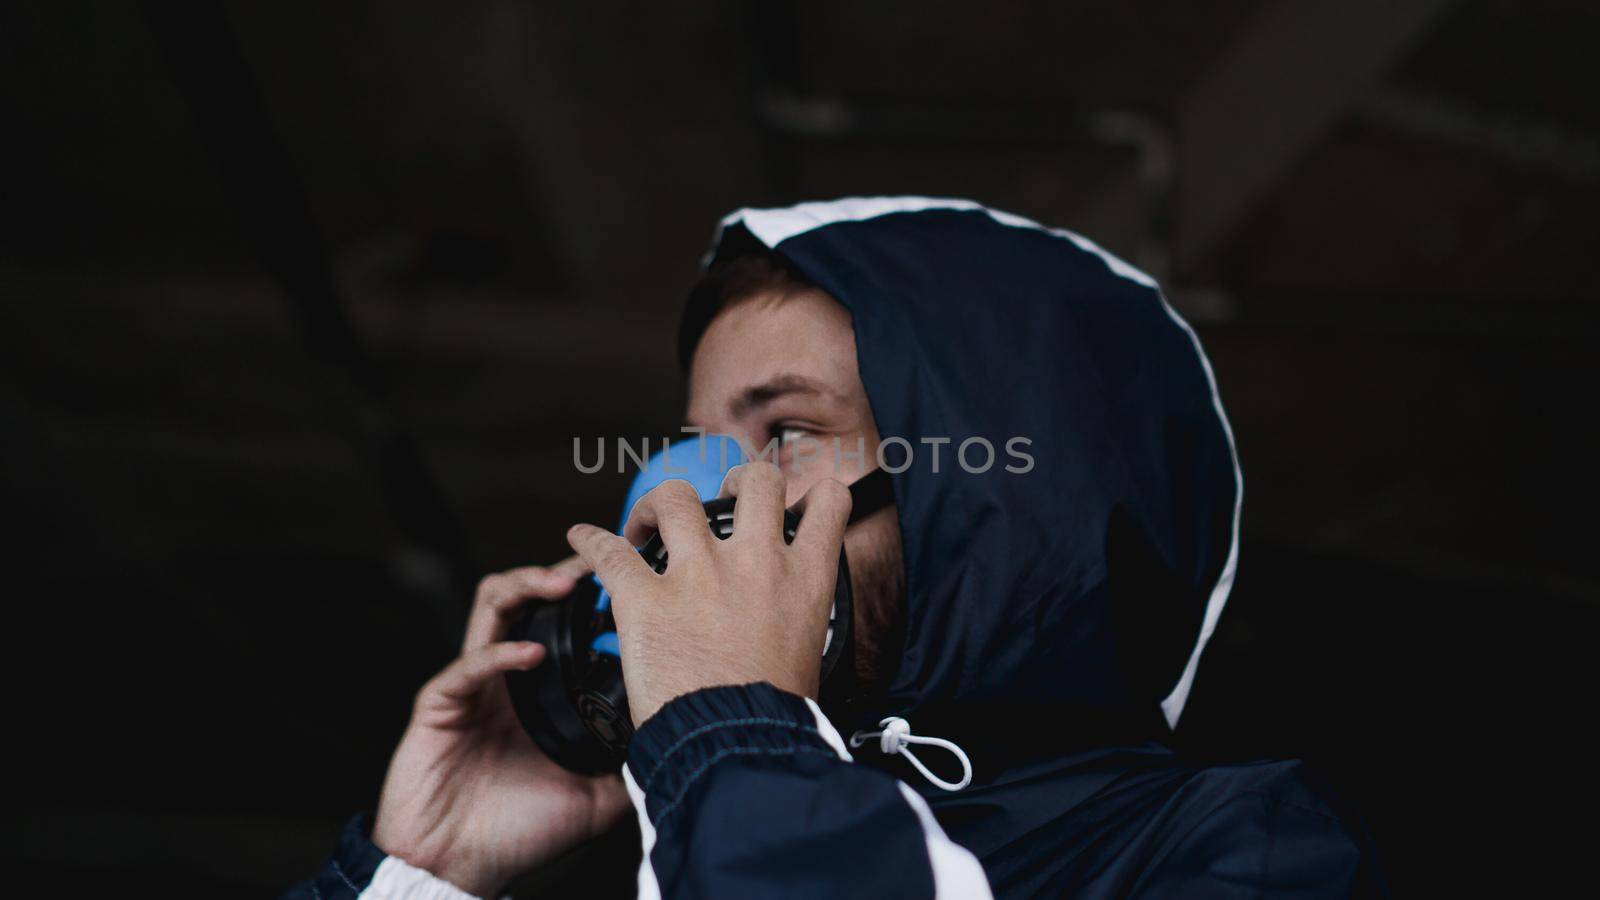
[741,0,808,203]
[141,1,474,645]
[509,5,624,294]
[1174,0,1458,274]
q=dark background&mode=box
[5,1,1596,896]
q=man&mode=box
[285,197,1384,898]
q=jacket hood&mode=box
[681,197,1241,774]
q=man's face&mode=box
[685,286,904,692]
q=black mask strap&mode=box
[846,467,895,525]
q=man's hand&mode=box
[566,462,852,726]
[371,559,630,898]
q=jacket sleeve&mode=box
[623,682,990,899]
[1134,761,1390,900]
[279,814,484,900]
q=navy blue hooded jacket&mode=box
[284,197,1384,899]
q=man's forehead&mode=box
[726,372,836,417]
[686,369,845,426]
[687,290,860,418]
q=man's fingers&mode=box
[424,641,545,706]
[622,480,713,562]
[792,477,852,558]
[463,566,580,651]
[549,554,589,579]
[567,523,654,598]
[585,772,633,827]
[717,461,787,543]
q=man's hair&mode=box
[677,248,814,371]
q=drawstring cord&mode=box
[849,717,973,792]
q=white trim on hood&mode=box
[714,195,1158,288]
[1153,293,1243,729]
[710,196,1242,728]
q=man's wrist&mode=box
[629,658,819,729]
[421,857,498,900]
[372,854,494,900]
[624,683,847,831]
[371,822,498,899]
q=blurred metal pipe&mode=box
[753,93,1177,279]
[1175,0,1459,273]
[1357,86,1600,184]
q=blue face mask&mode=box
[504,433,892,774]
[591,433,749,628]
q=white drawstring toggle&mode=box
[849,716,973,792]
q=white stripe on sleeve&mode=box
[896,782,993,898]
[622,763,664,900]
[806,698,991,898]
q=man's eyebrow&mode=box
[728,373,830,419]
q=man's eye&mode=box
[778,426,811,447]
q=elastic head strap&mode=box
[846,467,894,525]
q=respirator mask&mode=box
[504,434,894,774]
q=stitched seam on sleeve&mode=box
[1261,792,1279,890]
[639,717,820,792]
[650,744,840,829]
[330,859,360,893]
[1278,798,1347,825]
